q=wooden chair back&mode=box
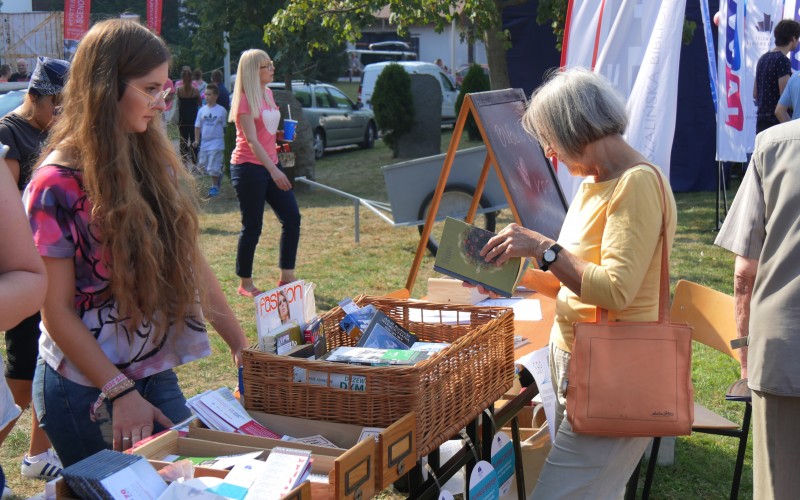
[670,279,738,359]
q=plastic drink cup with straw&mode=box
[283,104,298,142]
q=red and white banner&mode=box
[64,0,91,41]
[559,0,686,202]
[716,0,784,161]
[147,0,163,34]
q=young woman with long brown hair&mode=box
[24,19,249,467]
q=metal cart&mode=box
[296,145,508,255]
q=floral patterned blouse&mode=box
[24,164,211,386]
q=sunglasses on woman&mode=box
[124,82,171,109]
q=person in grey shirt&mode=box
[715,119,800,499]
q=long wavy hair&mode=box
[41,19,202,336]
[228,49,269,123]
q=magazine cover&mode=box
[254,281,308,342]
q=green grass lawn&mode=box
[0,129,750,499]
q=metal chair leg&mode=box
[625,454,644,500]
[730,403,752,500]
[510,416,526,500]
[641,437,661,500]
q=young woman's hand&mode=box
[231,344,246,368]
[267,167,292,191]
[112,390,173,451]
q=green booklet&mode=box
[433,217,530,298]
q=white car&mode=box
[358,61,459,121]
[0,82,29,117]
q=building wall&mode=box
[0,12,64,67]
[355,23,487,76]
[410,24,487,73]
[1,0,32,13]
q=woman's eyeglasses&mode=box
[124,82,171,109]
[260,62,275,71]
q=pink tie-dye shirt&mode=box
[24,165,211,386]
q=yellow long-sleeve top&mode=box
[551,164,677,353]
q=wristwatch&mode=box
[540,243,563,272]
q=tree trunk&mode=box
[483,22,511,90]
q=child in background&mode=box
[193,84,226,196]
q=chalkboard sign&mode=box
[468,89,568,240]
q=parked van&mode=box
[358,61,459,121]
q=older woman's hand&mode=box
[481,223,549,266]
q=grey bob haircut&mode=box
[523,67,628,158]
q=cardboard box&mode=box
[130,430,360,499]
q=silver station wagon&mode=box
[268,81,377,159]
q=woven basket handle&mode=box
[595,163,670,325]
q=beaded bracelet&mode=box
[106,378,135,399]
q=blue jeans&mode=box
[231,162,301,277]
[32,359,191,467]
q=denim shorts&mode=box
[33,359,191,467]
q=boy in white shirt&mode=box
[193,84,227,196]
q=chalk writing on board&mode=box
[492,122,537,148]
[468,89,567,240]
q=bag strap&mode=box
[595,163,670,325]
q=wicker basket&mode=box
[242,295,515,457]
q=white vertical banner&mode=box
[557,0,614,202]
[716,0,747,161]
[561,0,611,69]
[603,0,687,171]
[745,0,785,152]
[559,0,685,201]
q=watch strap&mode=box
[540,243,563,272]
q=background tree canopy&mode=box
[38,0,571,85]
[266,0,569,89]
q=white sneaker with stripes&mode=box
[20,449,63,480]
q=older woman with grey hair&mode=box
[477,68,677,498]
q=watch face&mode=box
[544,249,556,262]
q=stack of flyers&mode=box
[246,447,312,499]
[281,434,339,448]
[186,387,282,439]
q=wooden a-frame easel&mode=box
[393,89,566,298]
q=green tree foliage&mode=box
[371,64,414,157]
[536,0,568,51]
[181,0,347,86]
[455,64,490,141]
[266,0,535,90]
